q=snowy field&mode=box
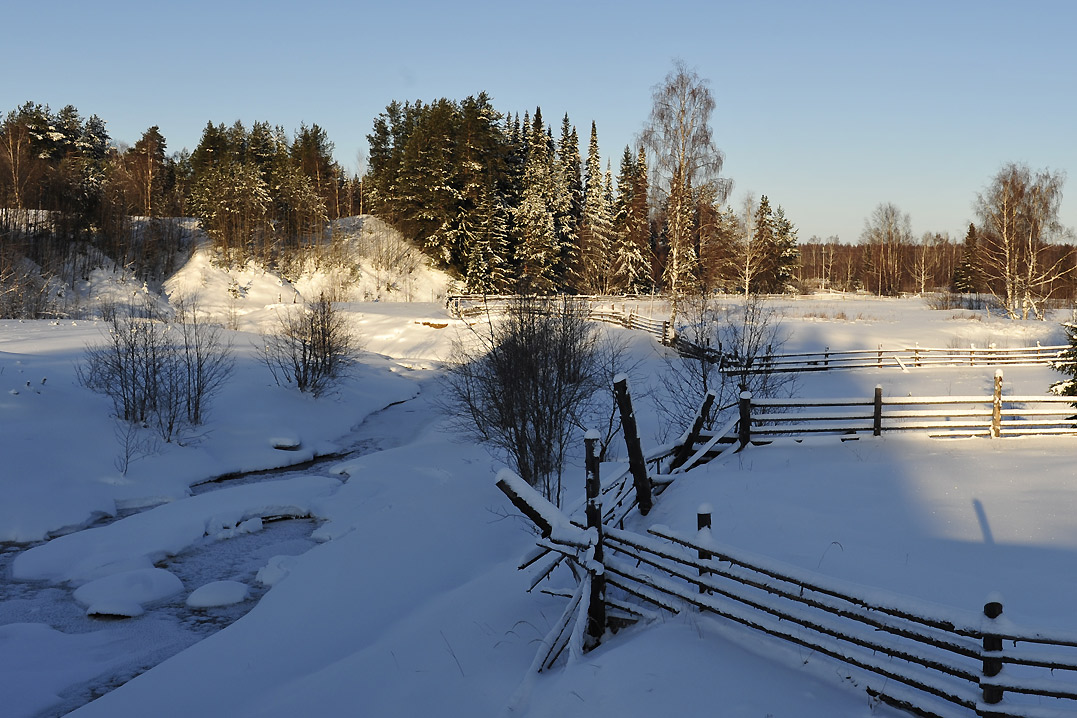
[2,264,1075,717]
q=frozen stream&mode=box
[0,383,437,717]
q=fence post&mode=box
[980,597,1005,712]
[670,391,716,470]
[824,346,830,368]
[584,432,605,648]
[914,343,921,368]
[613,376,653,515]
[738,392,752,449]
[992,370,1003,438]
[877,343,883,368]
[873,385,883,436]
[697,504,712,594]
[971,343,976,366]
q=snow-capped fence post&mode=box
[613,376,653,515]
[697,505,712,594]
[873,385,883,437]
[914,343,921,367]
[980,597,1005,711]
[738,392,752,449]
[991,370,1003,438]
[877,343,883,368]
[670,390,716,471]
[584,433,606,647]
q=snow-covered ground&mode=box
[2,268,1074,716]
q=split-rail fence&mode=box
[497,379,1077,718]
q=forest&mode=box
[1,82,1075,320]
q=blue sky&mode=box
[7,0,1075,244]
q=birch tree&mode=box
[642,61,730,329]
[975,163,1071,319]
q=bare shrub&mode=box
[79,298,233,443]
[440,296,604,506]
[261,293,358,396]
[662,293,795,433]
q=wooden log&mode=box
[698,505,712,594]
[614,377,653,515]
[670,391,716,470]
[991,371,1003,438]
[584,434,606,647]
[738,392,752,449]
[873,385,883,437]
[981,598,1005,708]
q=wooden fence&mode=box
[603,515,1077,718]
[448,296,1067,373]
[496,371,1077,716]
[499,468,1077,718]
[711,343,1069,374]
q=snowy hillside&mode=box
[2,280,1076,716]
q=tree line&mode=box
[797,164,1074,319]
[3,70,1074,322]
[0,101,362,317]
[364,85,800,299]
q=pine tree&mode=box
[768,204,799,292]
[611,146,649,292]
[514,110,557,293]
[464,179,511,293]
[553,114,582,290]
[952,223,984,293]
[578,122,615,294]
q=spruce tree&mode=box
[769,204,800,292]
[514,110,557,293]
[553,114,582,290]
[579,121,615,294]
[612,146,649,293]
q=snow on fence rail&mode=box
[669,334,1068,374]
[724,343,1068,374]
[726,371,1077,444]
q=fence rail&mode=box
[449,296,1068,373]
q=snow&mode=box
[3,277,1077,717]
[73,568,184,618]
[185,581,249,609]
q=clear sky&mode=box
[7,0,1075,245]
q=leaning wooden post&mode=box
[613,376,653,515]
[980,596,1005,710]
[991,370,1003,438]
[873,385,883,437]
[584,432,606,647]
[670,390,716,470]
[738,392,752,449]
[697,504,712,595]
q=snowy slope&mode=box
[2,286,1076,717]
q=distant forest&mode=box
[2,96,1075,320]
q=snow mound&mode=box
[270,434,302,450]
[186,581,250,608]
[73,568,184,617]
[255,555,297,587]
